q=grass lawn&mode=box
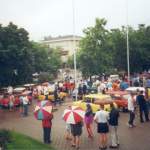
[7,131,55,150]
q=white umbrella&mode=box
[62,106,85,124]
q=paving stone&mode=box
[0,99,150,150]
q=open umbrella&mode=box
[62,106,85,124]
[34,100,52,120]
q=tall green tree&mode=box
[0,22,33,86]
[77,18,150,76]
[110,25,150,73]
[31,42,61,76]
[109,27,127,71]
[78,18,113,76]
[0,23,62,87]
[129,24,150,72]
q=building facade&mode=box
[41,35,82,62]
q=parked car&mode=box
[110,74,119,81]
[106,90,129,111]
[87,87,98,94]
[0,96,9,107]
[13,96,20,107]
[73,93,116,113]
[126,87,145,93]
[13,87,26,94]
[0,94,21,108]
[38,92,68,102]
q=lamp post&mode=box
[126,0,130,85]
[72,0,77,100]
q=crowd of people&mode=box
[1,73,150,150]
[61,87,150,150]
[0,89,31,117]
[61,102,119,150]
[40,75,150,150]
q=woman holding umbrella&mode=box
[42,113,53,144]
[34,96,53,144]
[42,96,53,144]
[63,106,85,149]
[70,121,83,149]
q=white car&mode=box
[13,87,26,93]
[126,87,145,93]
[110,74,119,81]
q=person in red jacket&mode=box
[42,114,53,144]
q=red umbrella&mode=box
[34,100,52,120]
[62,106,85,124]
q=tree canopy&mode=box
[77,18,113,76]
[75,18,150,76]
[0,23,61,87]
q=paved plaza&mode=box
[0,99,150,150]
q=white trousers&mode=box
[110,126,119,146]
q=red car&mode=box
[14,96,21,106]
[0,95,21,108]
[1,96,9,107]
[106,90,129,111]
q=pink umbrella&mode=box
[63,106,85,124]
[34,100,52,120]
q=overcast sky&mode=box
[0,0,150,41]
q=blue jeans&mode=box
[128,111,135,125]
[147,101,150,112]
[23,104,28,116]
[43,127,51,143]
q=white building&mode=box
[41,35,82,62]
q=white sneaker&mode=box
[129,125,133,128]
[126,123,133,128]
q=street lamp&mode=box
[72,0,77,100]
[126,0,130,85]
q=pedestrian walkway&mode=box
[0,100,150,150]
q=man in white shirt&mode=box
[94,105,109,150]
[128,92,136,127]
[7,86,13,94]
[99,82,106,94]
[22,95,29,117]
[43,86,49,96]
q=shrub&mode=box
[0,130,11,150]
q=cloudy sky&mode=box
[0,0,149,41]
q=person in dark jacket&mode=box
[109,103,120,148]
[83,84,87,95]
[136,90,149,123]
[42,114,53,144]
[53,87,58,106]
[78,84,83,100]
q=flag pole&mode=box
[72,0,77,100]
[126,0,130,86]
